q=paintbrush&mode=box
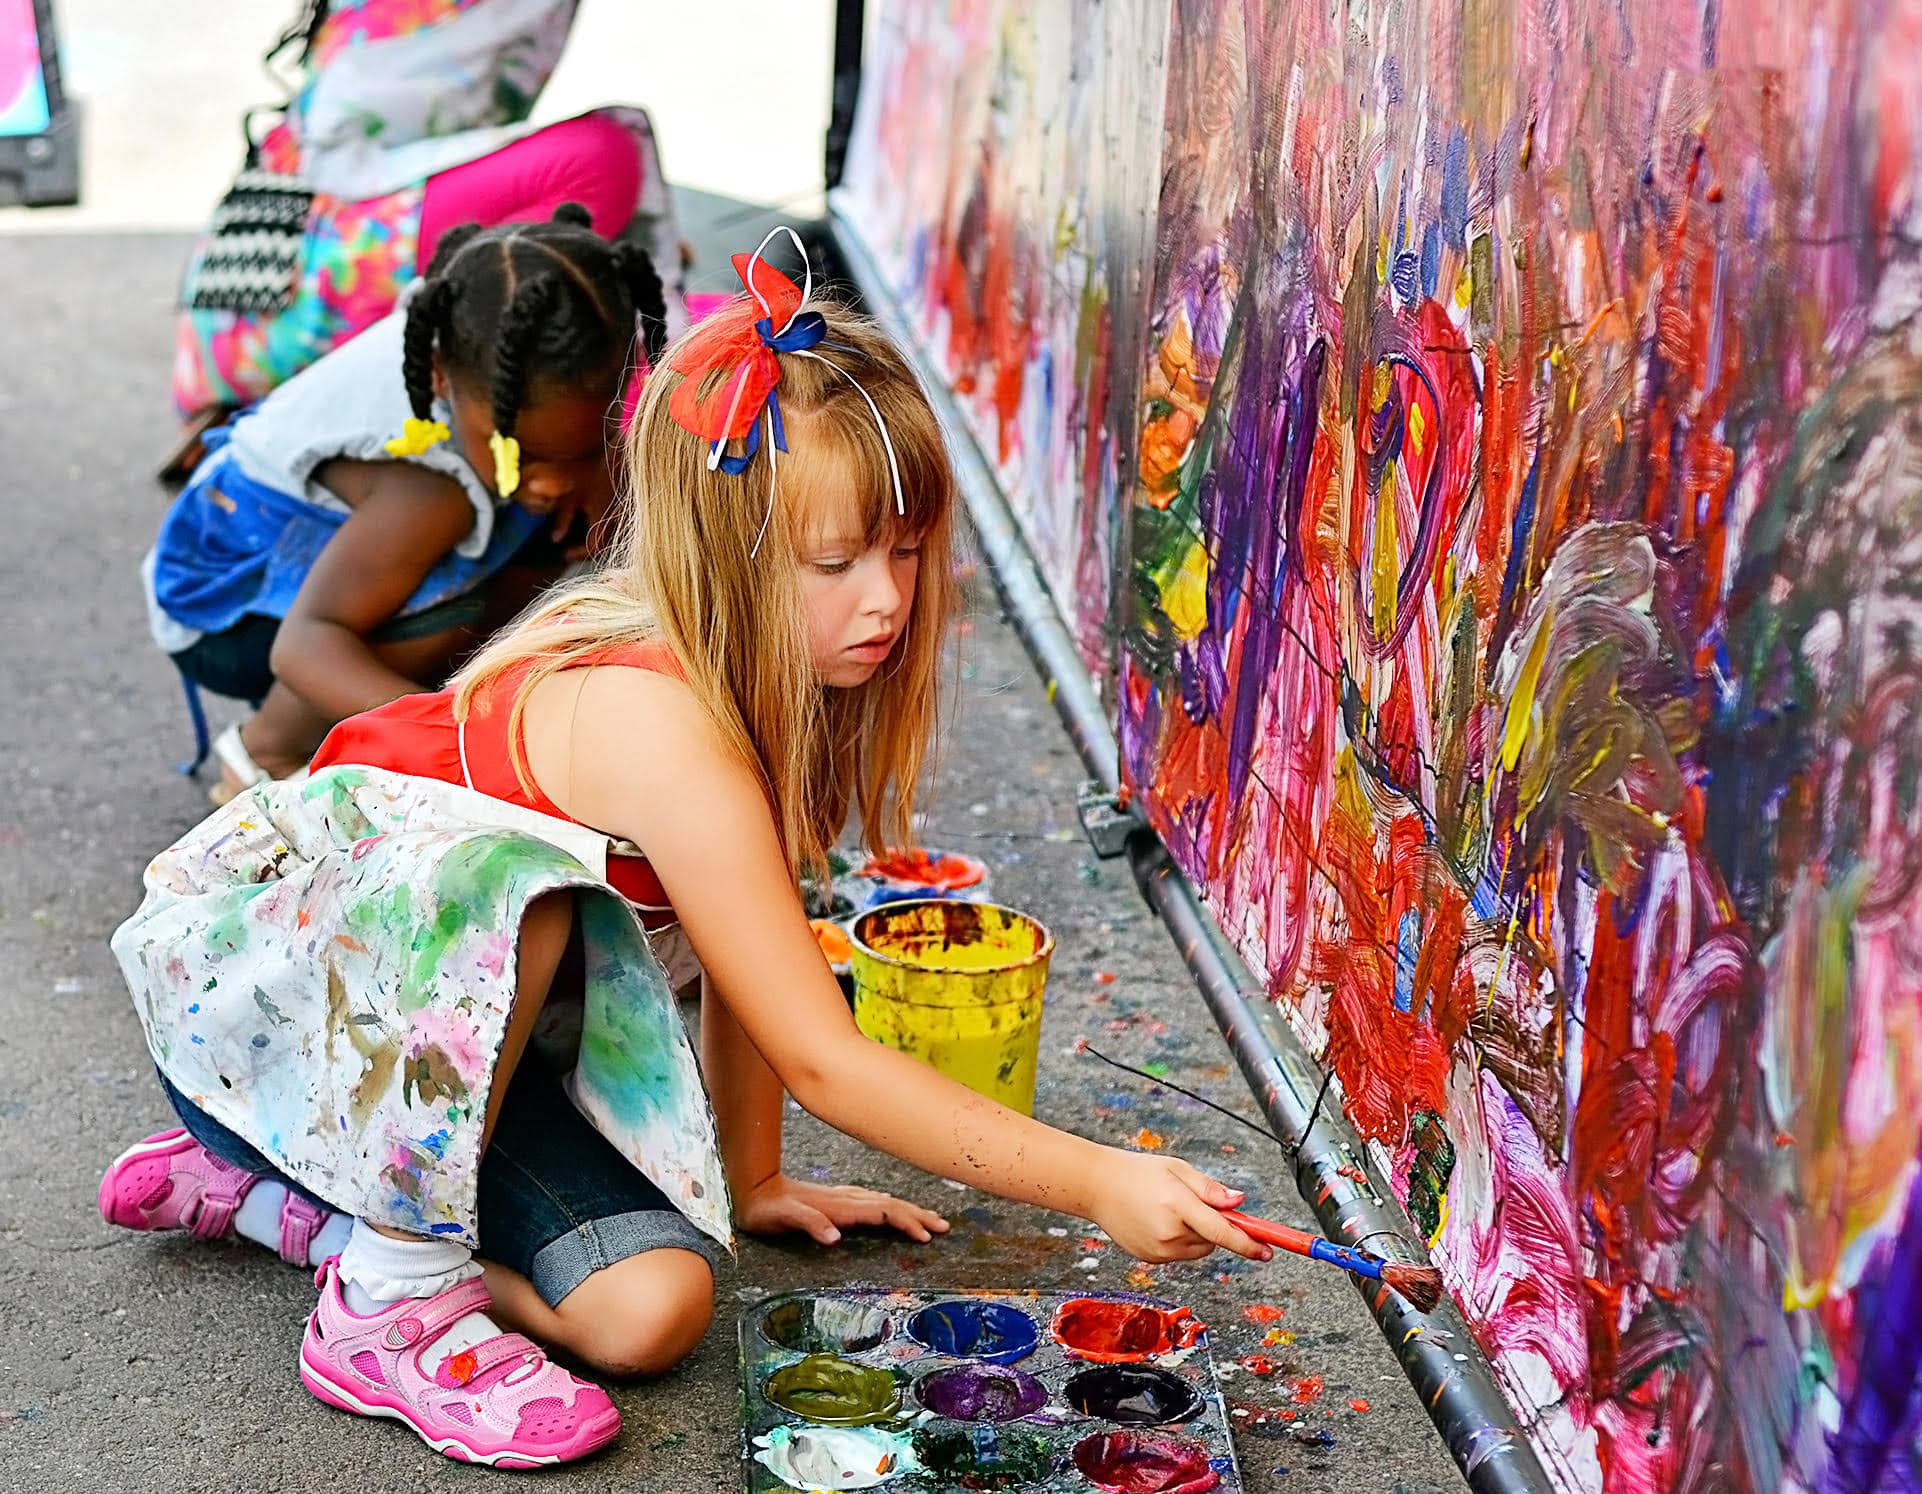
[1221,1209,1445,1313]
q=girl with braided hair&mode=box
[102,234,1266,1468]
[147,204,668,805]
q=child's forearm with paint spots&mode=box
[793,1032,1265,1265]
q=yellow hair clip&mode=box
[488,430,521,498]
[383,416,450,458]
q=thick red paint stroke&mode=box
[1311,810,1467,1144]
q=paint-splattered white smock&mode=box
[111,765,731,1250]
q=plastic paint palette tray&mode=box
[740,1288,1242,1492]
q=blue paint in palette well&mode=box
[906,1300,1040,1365]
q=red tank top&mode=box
[311,641,683,928]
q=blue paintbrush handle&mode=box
[1308,1237,1386,1280]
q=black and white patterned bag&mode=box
[183,165,315,315]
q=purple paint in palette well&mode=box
[914,1363,1048,1422]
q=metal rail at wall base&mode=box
[828,208,1554,1494]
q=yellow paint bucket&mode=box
[849,900,1055,1115]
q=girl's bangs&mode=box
[780,392,949,547]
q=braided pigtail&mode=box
[613,242,669,365]
[399,278,456,421]
[484,274,561,496]
[387,277,458,456]
[489,275,561,440]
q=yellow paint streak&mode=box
[1784,1277,1827,1312]
[1160,541,1211,641]
[1501,612,1554,773]
[1371,492,1400,638]
[1371,362,1394,411]
[1427,1192,1451,1251]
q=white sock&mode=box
[336,1219,496,1371]
[231,1181,354,1266]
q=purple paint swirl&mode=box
[914,1364,1047,1422]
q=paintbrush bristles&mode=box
[1381,1261,1445,1314]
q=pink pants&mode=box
[418,110,644,268]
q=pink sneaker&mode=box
[98,1128,330,1264]
[299,1257,620,1468]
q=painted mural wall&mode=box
[839,0,1169,673]
[844,3,1922,1490]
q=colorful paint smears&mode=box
[751,1424,917,1490]
[759,1297,895,1356]
[1072,1429,1220,1494]
[1064,1365,1207,1427]
[846,2,1922,1487]
[906,1299,1042,1365]
[842,2,1172,674]
[913,1426,1057,1489]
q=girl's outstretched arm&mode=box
[546,668,1269,1267]
[270,460,478,717]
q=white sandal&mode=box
[206,724,309,806]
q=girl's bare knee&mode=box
[557,1248,714,1378]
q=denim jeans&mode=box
[162,1057,716,1307]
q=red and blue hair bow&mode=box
[664,225,906,550]
[666,231,823,473]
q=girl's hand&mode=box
[737,1173,953,1246]
[1088,1152,1272,1265]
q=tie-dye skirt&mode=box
[110,764,730,1251]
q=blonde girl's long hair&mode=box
[449,297,956,880]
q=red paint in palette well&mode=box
[1072,1430,1219,1494]
[860,848,984,890]
[1051,1299,1204,1363]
